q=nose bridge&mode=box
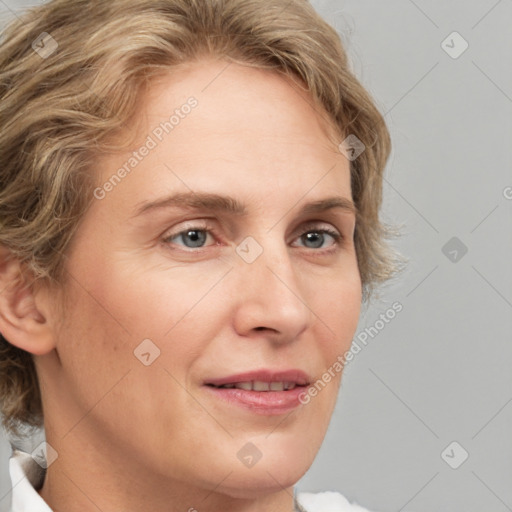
[232,234,311,339]
[238,234,299,298]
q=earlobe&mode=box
[0,248,56,355]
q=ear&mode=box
[0,246,56,355]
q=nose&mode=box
[231,241,312,344]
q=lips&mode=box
[204,369,311,389]
[202,369,313,414]
[209,381,299,391]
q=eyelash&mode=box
[161,222,344,254]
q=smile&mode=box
[207,381,300,391]
[202,369,312,415]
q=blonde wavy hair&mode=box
[0,0,399,438]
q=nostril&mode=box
[253,326,279,333]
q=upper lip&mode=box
[204,369,311,387]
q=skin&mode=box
[0,58,362,512]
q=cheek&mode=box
[325,285,361,341]
[73,255,216,337]
[60,260,231,406]
[300,270,361,410]
[51,266,218,444]
[312,268,362,349]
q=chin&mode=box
[217,467,306,500]
[208,447,314,500]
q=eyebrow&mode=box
[132,192,357,218]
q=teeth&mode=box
[217,381,297,391]
[234,381,253,391]
[252,380,270,391]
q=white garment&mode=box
[8,449,372,512]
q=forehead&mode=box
[137,58,343,152]
[94,58,350,214]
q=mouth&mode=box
[202,369,312,415]
[203,369,310,389]
[205,381,305,391]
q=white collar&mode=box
[8,449,52,512]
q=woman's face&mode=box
[38,58,362,500]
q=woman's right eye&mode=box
[163,228,215,249]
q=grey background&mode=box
[1,0,511,511]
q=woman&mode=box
[0,1,398,511]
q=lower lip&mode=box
[202,385,308,415]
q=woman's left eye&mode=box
[164,228,214,249]
[293,229,341,250]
